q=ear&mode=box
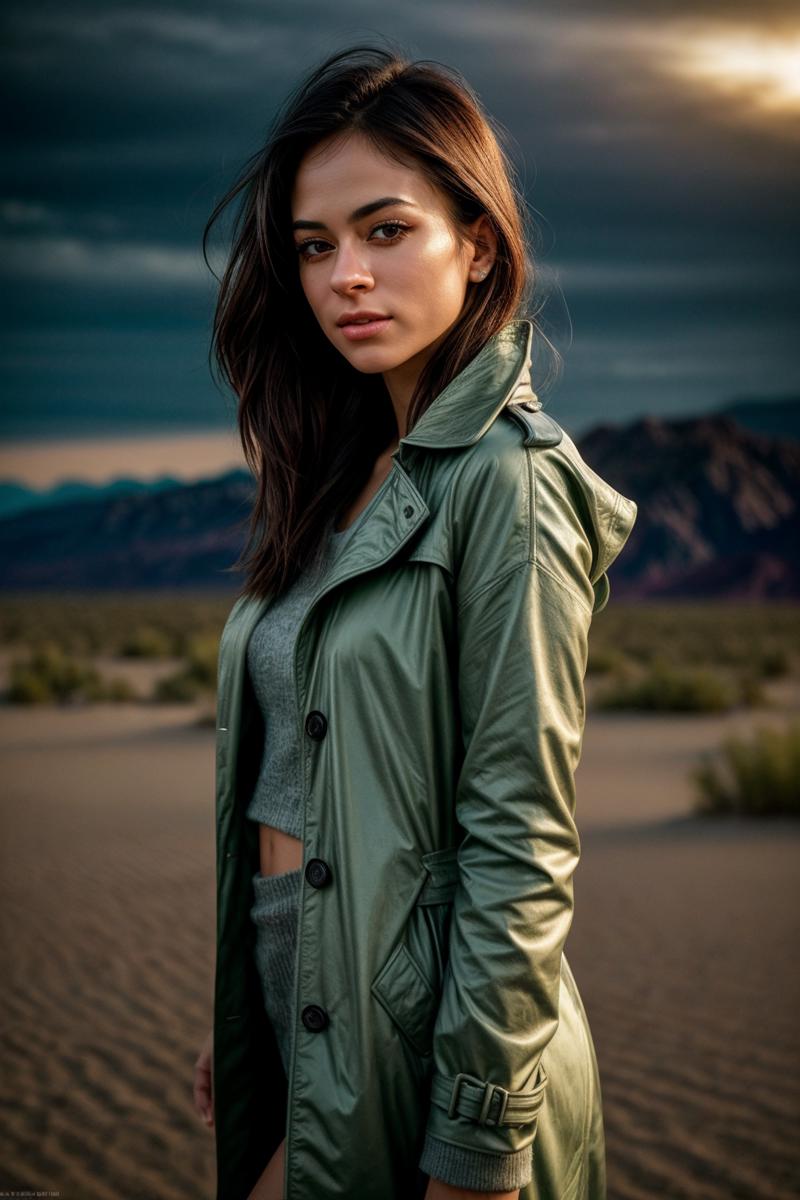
[464,212,498,278]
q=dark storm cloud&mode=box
[1,0,798,438]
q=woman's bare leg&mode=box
[246,1138,285,1200]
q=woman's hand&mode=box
[424,1180,520,1200]
[193,1028,214,1129]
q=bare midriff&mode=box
[258,823,304,877]
[256,438,399,879]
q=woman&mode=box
[193,42,637,1200]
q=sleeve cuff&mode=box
[419,1131,533,1192]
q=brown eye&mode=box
[295,238,330,259]
[295,220,411,261]
[369,222,407,240]
[370,221,409,241]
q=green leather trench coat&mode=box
[212,318,638,1200]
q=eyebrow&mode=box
[292,197,417,232]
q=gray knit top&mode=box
[244,510,364,831]
[244,507,533,1193]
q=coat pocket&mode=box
[371,847,459,1058]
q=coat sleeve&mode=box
[418,445,594,1180]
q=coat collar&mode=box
[217,317,540,746]
[397,317,536,453]
[318,318,538,600]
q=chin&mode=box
[343,347,400,374]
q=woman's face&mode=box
[290,131,493,385]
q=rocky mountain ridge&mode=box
[1,412,797,598]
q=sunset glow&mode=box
[670,29,800,114]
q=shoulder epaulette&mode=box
[503,399,564,447]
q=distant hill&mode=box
[0,469,255,591]
[580,413,800,600]
[0,414,798,598]
[0,474,186,520]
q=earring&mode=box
[477,268,488,280]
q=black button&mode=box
[403,504,414,519]
[305,858,332,888]
[302,1004,330,1032]
[305,710,327,740]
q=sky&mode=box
[2,0,799,485]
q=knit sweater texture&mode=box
[245,511,533,1192]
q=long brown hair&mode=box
[203,39,556,600]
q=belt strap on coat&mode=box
[416,847,460,906]
[430,1063,549,1127]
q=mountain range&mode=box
[1,402,798,598]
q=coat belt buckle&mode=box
[447,1073,509,1125]
[478,1080,509,1126]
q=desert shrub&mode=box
[152,634,219,703]
[691,721,800,816]
[758,647,791,679]
[7,641,102,704]
[737,672,766,707]
[83,675,138,702]
[184,634,220,689]
[586,645,627,676]
[588,602,799,681]
[6,641,142,704]
[6,668,51,704]
[154,672,203,702]
[0,592,234,658]
[594,658,738,713]
[119,625,174,658]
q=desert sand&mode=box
[0,699,797,1199]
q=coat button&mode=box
[403,504,414,519]
[305,710,327,740]
[302,1004,330,1032]
[305,858,332,888]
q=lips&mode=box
[337,312,390,327]
[337,315,393,342]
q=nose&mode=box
[329,240,374,294]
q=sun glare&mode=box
[671,30,800,114]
